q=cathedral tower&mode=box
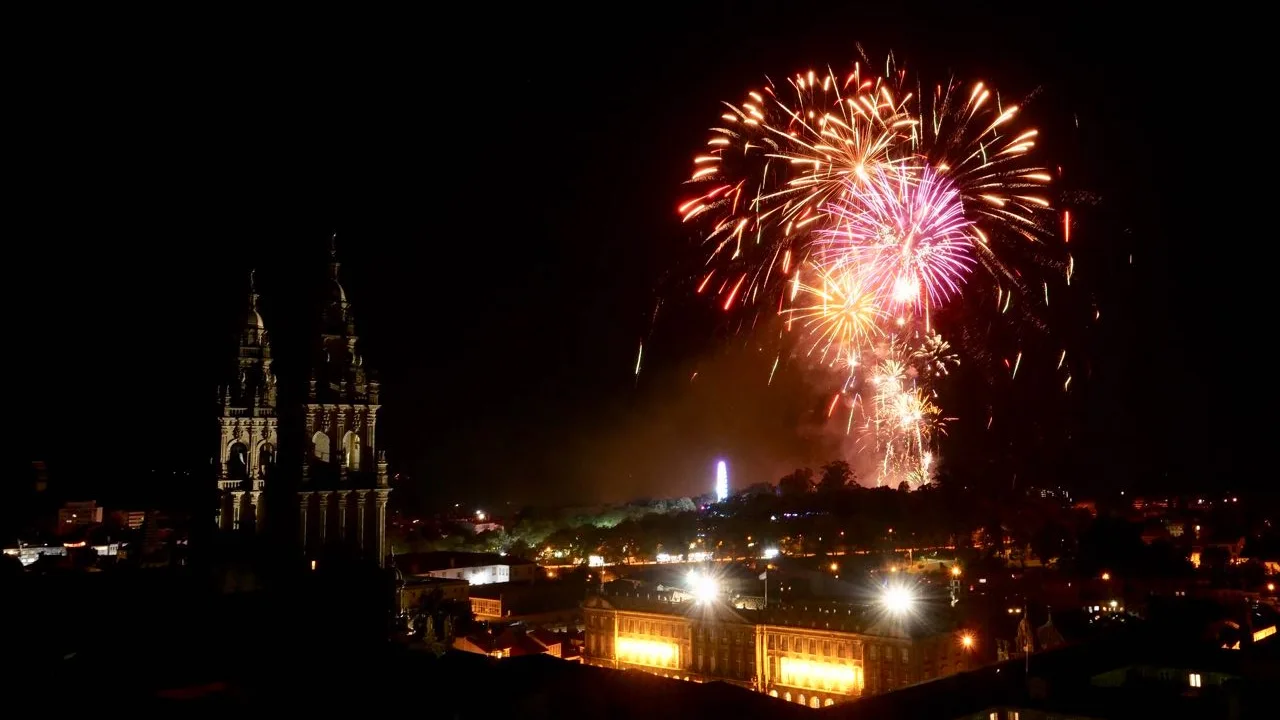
[297,238,391,566]
[215,271,279,532]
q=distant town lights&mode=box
[762,547,779,560]
[475,510,486,521]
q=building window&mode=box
[900,648,909,663]
[1189,672,1202,688]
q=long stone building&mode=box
[213,240,391,567]
[583,590,973,708]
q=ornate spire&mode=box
[243,269,268,345]
[323,234,354,336]
[329,231,341,279]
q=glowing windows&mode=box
[616,638,679,669]
[779,657,862,692]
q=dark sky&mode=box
[15,4,1266,509]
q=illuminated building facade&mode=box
[583,592,972,707]
[215,271,278,533]
[298,242,391,566]
[214,240,391,567]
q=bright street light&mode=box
[881,585,915,615]
[688,571,719,604]
[961,634,975,649]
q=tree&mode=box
[819,460,854,491]
[778,468,815,496]
[897,481,911,493]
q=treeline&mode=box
[394,497,698,557]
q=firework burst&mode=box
[676,53,1069,489]
[782,263,885,362]
[819,166,976,312]
[682,66,917,311]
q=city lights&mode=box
[950,566,962,577]
[1101,571,1111,581]
[762,547,780,560]
[881,585,916,615]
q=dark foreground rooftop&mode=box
[13,564,1277,718]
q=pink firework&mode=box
[820,166,976,310]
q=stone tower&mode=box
[297,237,391,566]
[215,270,279,532]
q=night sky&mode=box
[15,4,1265,510]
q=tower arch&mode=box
[226,441,249,480]
[312,431,331,463]
[342,430,361,470]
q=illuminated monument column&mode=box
[715,460,729,503]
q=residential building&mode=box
[57,501,103,536]
[397,551,538,585]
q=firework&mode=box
[681,66,916,311]
[819,166,975,312]
[677,54,1066,489]
[782,262,885,361]
[855,350,947,487]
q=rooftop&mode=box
[395,551,535,574]
[590,590,952,638]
